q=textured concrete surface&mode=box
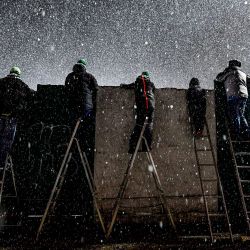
[94,87,216,214]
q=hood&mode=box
[73,63,86,74]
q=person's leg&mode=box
[142,111,154,151]
[0,117,17,168]
[129,112,145,153]
[0,117,7,168]
[227,97,240,137]
[238,97,250,138]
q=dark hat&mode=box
[229,59,241,67]
[189,77,200,88]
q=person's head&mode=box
[189,77,200,88]
[10,66,21,76]
[141,71,150,78]
[229,59,241,68]
[77,58,87,66]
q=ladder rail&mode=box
[193,129,214,241]
[144,138,176,232]
[36,118,81,240]
[106,117,148,238]
[75,139,106,234]
[204,119,233,242]
[0,155,8,206]
[0,154,17,206]
[226,120,250,231]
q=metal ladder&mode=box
[36,118,106,240]
[193,119,233,242]
[106,116,176,238]
[0,154,17,206]
[228,136,250,232]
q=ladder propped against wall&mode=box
[36,118,106,240]
[193,119,233,243]
[0,154,17,207]
[106,116,176,238]
[228,136,250,232]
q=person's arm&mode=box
[90,74,98,92]
[120,82,135,89]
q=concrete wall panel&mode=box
[94,87,216,215]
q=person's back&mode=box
[0,67,32,118]
[0,66,33,170]
[65,61,98,119]
[120,71,155,153]
[216,60,250,139]
[186,78,207,137]
[216,60,248,100]
[134,74,155,113]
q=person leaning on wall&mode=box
[0,66,34,170]
[64,58,99,170]
[216,60,250,140]
[120,71,155,154]
[186,77,207,138]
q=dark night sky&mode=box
[1,0,250,89]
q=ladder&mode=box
[228,136,250,232]
[106,116,176,238]
[193,119,233,242]
[36,118,106,240]
[0,154,17,206]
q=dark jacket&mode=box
[0,73,33,118]
[121,75,155,112]
[186,85,206,113]
[65,63,98,116]
[216,66,248,99]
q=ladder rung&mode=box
[237,166,250,169]
[199,164,214,166]
[208,213,226,217]
[204,195,222,198]
[196,149,212,152]
[202,179,218,182]
[243,195,250,198]
[235,152,250,156]
[240,180,250,183]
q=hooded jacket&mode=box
[121,75,155,112]
[0,73,33,117]
[65,63,98,115]
[216,66,248,99]
[186,84,206,111]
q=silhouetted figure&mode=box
[65,59,98,169]
[216,60,250,139]
[120,71,155,153]
[0,66,33,169]
[186,78,207,137]
[65,59,98,121]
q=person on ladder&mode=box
[0,66,34,171]
[120,71,155,153]
[216,60,250,140]
[186,77,207,138]
[65,59,98,169]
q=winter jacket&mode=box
[65,63,98,116]
[216,66,248,99]
[186,85,206,112]
[0,73,33,118]
[121,75,155,112]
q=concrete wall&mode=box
[94,87,216,216]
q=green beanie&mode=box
[77,59,87,66]
[142,71,150,77]
[10,66,21,75]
